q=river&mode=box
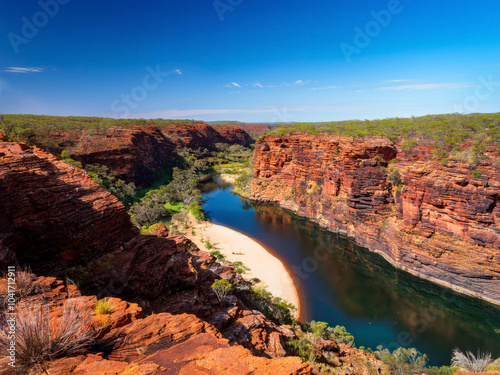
[200,178,500,366]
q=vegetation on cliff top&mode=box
[273,113,500,159]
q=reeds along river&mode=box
[200,179,500,366]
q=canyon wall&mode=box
[250,134,500,305]
[0,141,385,374]
[0,142,137,274]
[45,122,253,187]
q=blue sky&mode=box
[1,0,499,122]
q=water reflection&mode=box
[201,180,500,365]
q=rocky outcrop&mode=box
[0,276,311,375]
[0,142,137,275]
[250,133,500,305]
[0,143,296,360]
[213,124,256,146]
[0,140,387,374]
[47,126,178,187]
[42,122,253,187]
[159,123,253,150]
[235,123,277,135]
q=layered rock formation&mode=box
[0,276,310,375]
[250,134,500,305]
[42,122,253,187]
[160,122,253,150]
[0,141,385,374]
[0,142,137,275]
[52,126,178,187]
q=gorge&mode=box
[250,133,500,306]
[1,115,500,373]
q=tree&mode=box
[211,279,232,302]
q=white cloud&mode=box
[380,79,413,83]
[126,103,373,119]
[175,69,182,75]
[3,67,44,73]
[267,79,311,88]
[253,82,263,88]
[376,82,475,91]
[231,82,241,87]
[309,85,342,91]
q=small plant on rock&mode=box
[94,298,114,315]
[211,279,232,302]
[451,348,491,372]
[0,299,96,370]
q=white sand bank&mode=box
[186,221,300,315]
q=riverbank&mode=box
[185,218,301,317]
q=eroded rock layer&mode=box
[0,142,137,275]
[250,133,500,305]
[44,122,253,187]
[0,141,386,374]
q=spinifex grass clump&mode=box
[0,267,40,310]
[0,299,96,370]
[451,348,491,372]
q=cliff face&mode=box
[250,134,500,305]
[46,123,253,187]
[159,123,253,150]
[0,142,137,275]
[0,141,384,374]
[58,126,178,187]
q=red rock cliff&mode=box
[0,140,388,374]
[44,122,253,187]
[0,142,137,275]
[250,134,500,305]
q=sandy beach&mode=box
[185,219,301,316]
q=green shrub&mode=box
[85,164,136,207]
[60,150,72,159]
[305,321,354,346]
[387,168,403,186]
[211,279,232,302]
[189,201,205,221]
[401,140,417,154]
[94,299,113,315]
[373,346,428,375]
[286,335,319,363]
[472,169,482,179]
[247,286,297,325]
[209,250,226,263]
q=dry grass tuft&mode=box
[0,267,42,310]
[451,348,491,372]
[0,298,97,370]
